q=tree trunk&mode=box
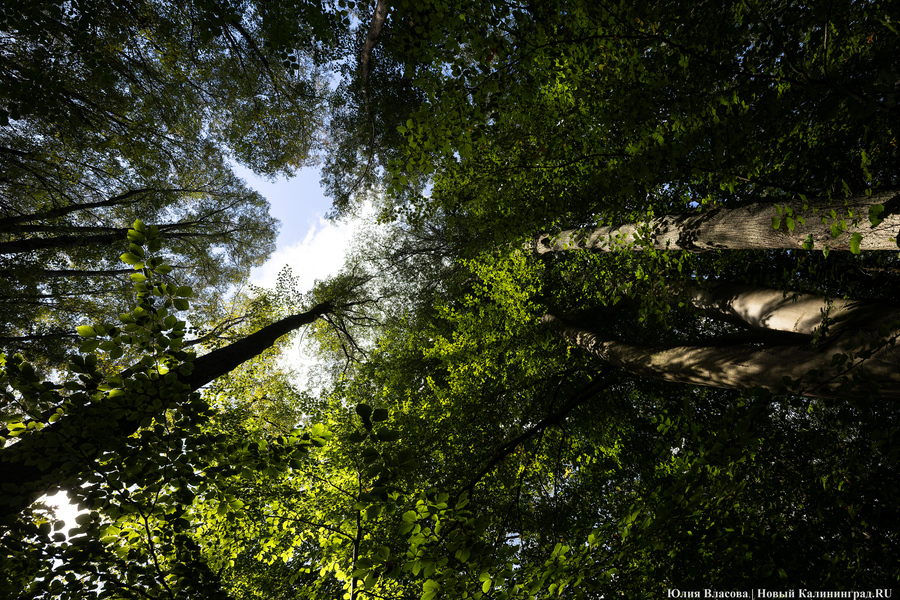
[682,281,900,338]
[0,228,235,255]
[541,313,900,400]
[0,189,152,232]
[533,190,900,254]
[0,302,333,521]
[359,0,389,95]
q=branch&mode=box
[0,188,204,232]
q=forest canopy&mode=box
[2,0,900,598]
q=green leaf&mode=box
[120,252,142,265]
[376,429,400,442]
[869,204,885,227]
[372,408,389,422]
[785,216,795,232]
[76,325,97,337]
[771,217,780,230]
[80,339,100,352]
[850,232,863,254]
[801,234,814,250]
[175,286,192,297]
[356,404,373,419]
[173,298,189,311]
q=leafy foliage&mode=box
[0,0,340,367]
[0,221,332,598]
[3,0,900,597]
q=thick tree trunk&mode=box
[682,282,900,338]
[542,314,900,400]
[0,303,333,521]
[533,190,900,254]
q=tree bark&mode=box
[0,228,235,255]
[0,302,333,521]
[0,189,151,232]
[359,0,389,95]
[184,302,332,390]
[0,268,135,278]
[682,281,900,338]
[533,190,900,254]
[542,313,900,400]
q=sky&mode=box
[230,164,362,292]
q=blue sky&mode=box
[230,164,366,292]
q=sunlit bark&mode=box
[683,282,900,338]
[542,313,900,400]
[534,190,900,254]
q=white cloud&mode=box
[249,214,357,291]
[247,207,376,378]
[243,198,381,386]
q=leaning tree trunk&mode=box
[533,190,900,254]
[542,313,900,400]
[681,281,900,338]
[0,302,333,520]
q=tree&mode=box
[0,149,279,368]
[534,190,900,255]
[0,0,344,367]
[5,0,900,595]
[0,222,333,514]
[366,0,900,246]
[542,309,899,400]
[281,239,900,594]
[0,221,385,597]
